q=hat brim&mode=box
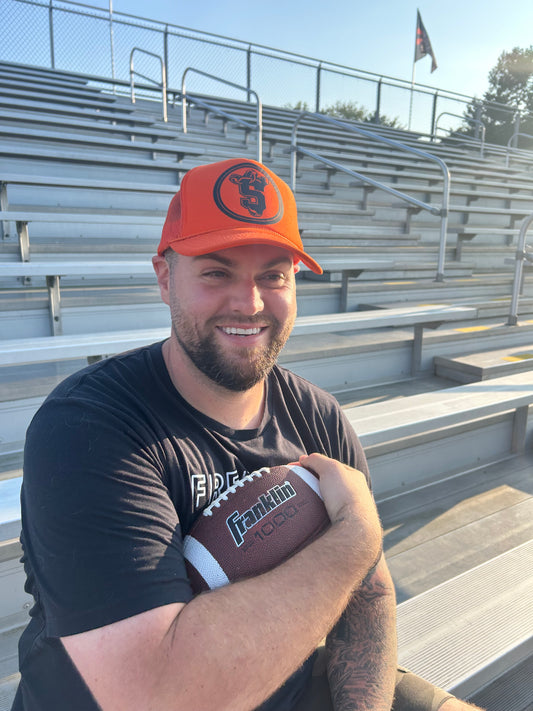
[165,228,323,275]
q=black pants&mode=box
[294,662,454,711]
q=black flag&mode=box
[415,10,437,72]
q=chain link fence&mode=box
[0,0,523,137]
[1,0,51,68]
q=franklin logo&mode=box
[213,161,284,225]
[226,481,297,547]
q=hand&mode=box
[299,453,382,568]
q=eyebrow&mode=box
[193,252,294,269]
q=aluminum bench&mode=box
[0,305,476,374]
[351,369,533,450]
[0,126,204,162]
[0,109,186,144]
[0,76,108,101]
[396,540,533,706]
[0,258,157,335]
[0,85,132,113]
[0,210,166,260]
[0,96,164,127]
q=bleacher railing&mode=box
[130,47,167,122]
[434,113,486,158]
[505,132,533,167]
[290,112,451,282]
[1,0,529,137]
[508,213,533,326]
[180,68,263,162]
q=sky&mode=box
[104,0,533,101]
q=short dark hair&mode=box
[163,248,179,270]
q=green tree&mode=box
[322,100,403,129]
[284,100,311,112]
[285,99,403,129]
[459,46,533,146]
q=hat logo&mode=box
[213,162,284,225]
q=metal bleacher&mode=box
[0,60,532,710]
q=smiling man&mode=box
[14,159,483,711]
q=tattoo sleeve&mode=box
[326,555,397,711]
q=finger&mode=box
[299,454,366,484]
[298,452,336,475]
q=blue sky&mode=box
[105,0,533,100]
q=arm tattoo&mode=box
[326,564,396,711]
[359,566,388,603]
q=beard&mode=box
[170,309,294,392]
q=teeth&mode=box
[221,327,262,336]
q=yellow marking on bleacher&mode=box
[455,325,492,333]
[503,352,533,362]
[383,281,416,285]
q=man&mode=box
[14,158,483,710]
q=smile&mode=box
[220,326,264,336]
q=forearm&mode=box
[326,555,397,711]
[166,516,381,711]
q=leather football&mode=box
[183,464,330,593]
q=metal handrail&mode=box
[435,113,486,157]
[508,213,533,325]
[181,67,262,162]
[505,132,533,167]
[290,112,451,281]
[129,47,167,122]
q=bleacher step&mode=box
[0,624,24,681]
[435,344,533,383]
[0,674,20,711]
[396,540,533,701]
[469,654,533,711]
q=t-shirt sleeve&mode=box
[22,396,194,638]
[337,407,371,485]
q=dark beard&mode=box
[172,316,292,392]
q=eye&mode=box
[261,271,289,287]
[202,269,229,280]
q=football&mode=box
[183,463,330,593]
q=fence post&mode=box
[474,102,482,140]
[109,0,116,86]
[315,62,322,113]
[430,91,438,139]
[49,0,55,69]
[246,45,252,102]
[164,25,169,89]
[373,78,382,123]
[513,113,521,148]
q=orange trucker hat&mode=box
[157,158,323,274]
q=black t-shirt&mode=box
[13,341,370,711]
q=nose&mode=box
[229,278,264,315]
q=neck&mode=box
[162,338,267,430]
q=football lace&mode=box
[202,467,268,516]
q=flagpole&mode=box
[408,11,418,131]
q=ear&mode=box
[152,255,171,306]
